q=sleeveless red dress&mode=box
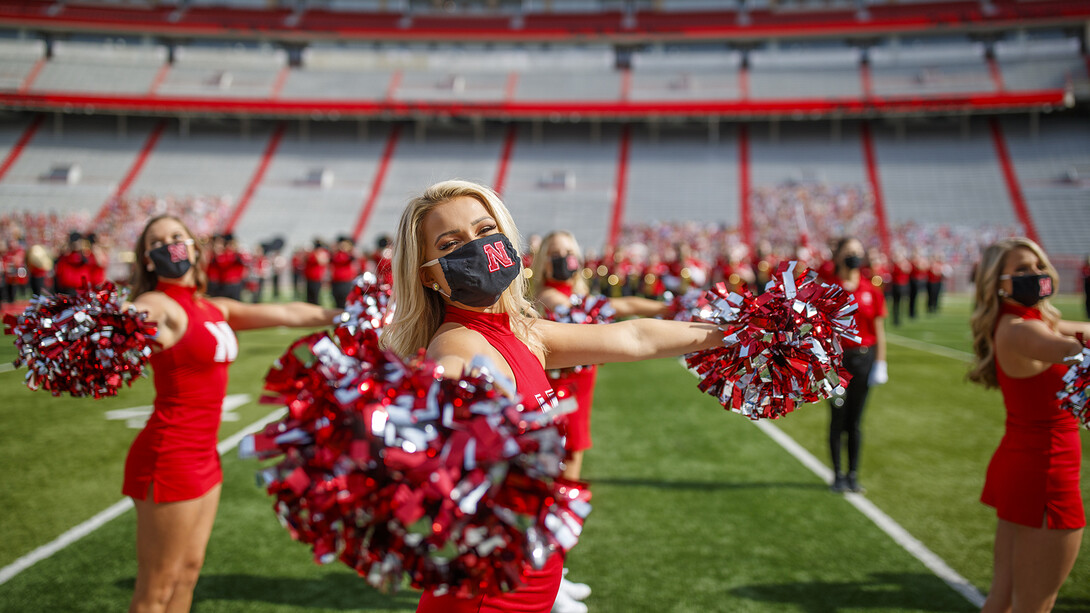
[980,301,1084,529]
[416,306,564,613]
[123,283,237,503]
[542,279,598,452]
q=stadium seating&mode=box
[1,111,1086,262]
[748,46,863,99]
[995,37,1087,91]
[1,0,1086,43]
[1000,115,1090,258]
[7,36,1078,114]
[31,40,166,95]
[869,41,992,97]
[0,38,45,92]
[625,125,741,227]
[874,119,1016,230]
[155,44,286,99]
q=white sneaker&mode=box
[552,588,588,613]
[560,576,591,601]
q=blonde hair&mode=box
[968,237,1061,388]
[529,230,589,302]
[382,180,543,359]
[130,215,207,299]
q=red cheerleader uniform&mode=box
[980,302,1084,529]
[123,283,237,503]
[542,279,598,453]
[416,305,563,613]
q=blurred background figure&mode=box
[303,239,329,305]
[1082,254,1090,319]
[329,235,358,309]
[825,237,887,495]
[926,254,948,315]
[370,235,393,288]
[889,251,911,326]
[53,232,92,296]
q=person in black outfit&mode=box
[1082,254,1090,319]
[826,238,888,495]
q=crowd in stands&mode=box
[750,181,879,256]
[0,181,1042,320]
[599,180,1028,324]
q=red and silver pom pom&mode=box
[545,294,615,326]
[1059,347,1090,428]
[2,282,157,398]
[666,288,715,322]
[241,327,589,596]
[685,262,860,420]
[339,272,394,334]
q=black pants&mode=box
[890,284,907,326]
[221,282,243,301]
[30,276,46,296]
[1083,279,1090,319]
[907,279,921,319]
[924,281,941,311]
[331,280,353,309]
[829,346,876,476]
[305,280,323,305]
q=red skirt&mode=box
[981,427,1084,529]
[549,367,598,453]
[415,552,563,613]
[122,427,222,503]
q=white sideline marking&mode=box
[105,394,252,429]
[752,419,986,607]
[0,407,286,587]
[886,333,973,363]
[0,363,14,374]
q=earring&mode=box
[432,283,440,291]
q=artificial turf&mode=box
[0,294,1087,612]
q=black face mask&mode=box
[1003,273,1053,307]
[842,255,863,270]
[550,254,579,282]
[148,241,193,279]
[425,235,521,307]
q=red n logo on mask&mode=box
[1039,276,1052,296]
[167,242,189,263]
[483,240,515,273]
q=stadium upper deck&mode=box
[0,33,1084,120]
[0,0,1087,44]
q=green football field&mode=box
[1,294,1089,612]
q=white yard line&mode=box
[749,330,984,605]
[886,333,973,363]
[0,407,286,586]
[752,420,986,607]
[0,363,14,374]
